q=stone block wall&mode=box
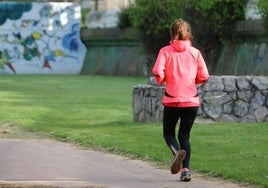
[132,76,268,123]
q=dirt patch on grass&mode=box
[0,129,13,138]
[0,122,17,139]
[0,122,43,140]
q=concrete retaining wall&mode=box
[81,28,147,76]
[132,76,268,123]
[0,2,86,74]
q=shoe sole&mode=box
[181,175,191,182]
[180,171,191,182]
[170,150,186,174]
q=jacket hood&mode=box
[170,40,191,52]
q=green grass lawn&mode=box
[0,75,267,188]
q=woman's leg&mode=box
[178,107,198,169]
[163,106,180,155]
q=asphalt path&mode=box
[0,138,251,188]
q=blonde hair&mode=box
[170,18,192,41]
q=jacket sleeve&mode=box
[152,49,166,85]
[195,51,210,84]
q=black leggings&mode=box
[163,106,198,169]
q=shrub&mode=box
[183,0,248,69]
[118,0,248,73]
[119,0,183,55]
[258,0,268,32]
[118,6,135,29]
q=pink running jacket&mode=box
[152,40,210,107]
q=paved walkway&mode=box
[0,138,250,188]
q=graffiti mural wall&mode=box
[0,2,86,74]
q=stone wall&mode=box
[132,76,268,123]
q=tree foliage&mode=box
[184,0,248,43]
[182,0,248,68]
[118,0,249,70]
[259,0,268,31]
[259,0,268,16]
[119,0,183,55]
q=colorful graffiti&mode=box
[0,2,86,74]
